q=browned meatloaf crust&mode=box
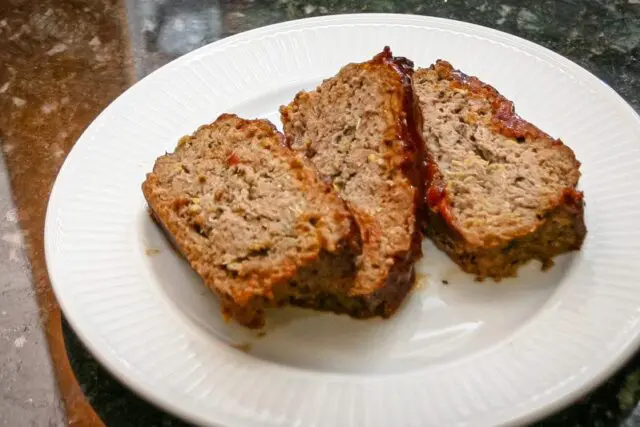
[142,114,361,328]
[280,47,424,318]
[413,60,586,280]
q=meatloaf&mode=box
[142,114,361,328]
[280,47,424,318]
[413,60,586,279]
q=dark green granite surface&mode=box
[242,0,640,111]
[66,0,640,425]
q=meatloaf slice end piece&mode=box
[142,114,361,328]
[414,61,586,280]
[280,47,424,318]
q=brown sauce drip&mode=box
[372,46,427,300]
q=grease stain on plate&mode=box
[414,272,429,291]
[230,342,253,353]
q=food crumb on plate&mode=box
[145,248,161,256]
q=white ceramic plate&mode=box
[45,14,640,427]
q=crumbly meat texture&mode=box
[280,47,424,318]
[142,114,361,328]
[414,61,586,279]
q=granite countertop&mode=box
[1,1,639,426]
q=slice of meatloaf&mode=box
[280,47,424,318]
[142,114,361,328]
[413,60,586,280]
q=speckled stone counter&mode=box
[1,1,639,426]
